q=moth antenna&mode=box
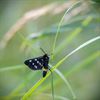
[40,47,47,54]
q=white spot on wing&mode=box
[34,59,37,61]
[29,60,32,62]
[32,63,34,65]
[34,65,37,69]
[37,61,39,63]
[39,62,42,66]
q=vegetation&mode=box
[0,0,100,100]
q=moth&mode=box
[24,48,50,77]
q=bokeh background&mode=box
[0,0,100,100]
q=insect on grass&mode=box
[24,48,54,100]
[24,48,51,77]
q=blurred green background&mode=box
[0,0,100,100]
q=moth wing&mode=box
[24,56,44,70]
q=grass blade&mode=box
[66,51,100,76]
[22,36,100,99]
[54,69,76,100]
[51,1,81,59]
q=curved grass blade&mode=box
[49,64,76,99]
[22,36,100,99]
[51,1,81,59]
[55,68,76,100]
[66,51,100,76]
[2,50,99,97]
[52,36,100,71]
[39,51,100,93]
[5,51,99,99]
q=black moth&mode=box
[24,48,50,77]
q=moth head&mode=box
[43,54,49,61]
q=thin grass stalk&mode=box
[51,1,81,59]
[22,36,100,99]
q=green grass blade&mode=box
[51,1,81,59]
[54,69,76,100]
[52,36,100,71]
[49,64,76,99]
[66,51,100,76]
[22,36,100,99]
[22,77,49,100]
[3,50,99,99]
[41,51,100,93]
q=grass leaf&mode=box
[22,36,100,99]
[51,1,81,59]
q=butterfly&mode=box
[24,48,50,77]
